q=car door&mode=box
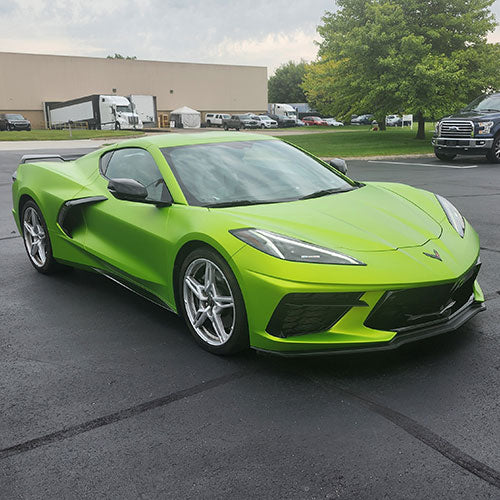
[83,147,173,299]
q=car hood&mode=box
[213,183,443,252]
[442,111,500,121]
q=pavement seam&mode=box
[0,235,21,241]
[0,370,249,461]
[306,374,500,490]
[480,246,500,254]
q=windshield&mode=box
[286,112,297,117]
[6,114,25,120]
[162,140,354,207]
[463,94,500,112]
[116,105,133,113]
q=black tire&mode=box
[115,122,121,130]
[434,150,456,161]
[236,127,240,131]
[261,124,266,129]
[178,247,249,355]
[21,200,69,274]
[486,135,500,163]
[224,124,228,131]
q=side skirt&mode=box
[92,267,177,314]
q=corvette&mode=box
[12,132,484,355]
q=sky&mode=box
[1,0,500,75]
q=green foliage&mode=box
[106,53,137,60]
[303,0,499,138]
[268,60,308,102]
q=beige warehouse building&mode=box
[0,51,268,128]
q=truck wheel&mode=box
[115,122,121,130]
[224,124,228,131]
[486,136,500,163]
[434,150,456,161]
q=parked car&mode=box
[386,115,402,127]
[303,116,329,126]
[248,115,278,129]
[205,113,230,127]
[0,113,31,131]
[223,114,260,130]
[266,113,296,127]
[295,118,306,126]
[351,114,374,125]
[12,132,484,355]
[324,118,344,127]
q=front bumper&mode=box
[256,299,485,356]
[232,226,483,354]
[9,123,31,130]
[432,137,493,149]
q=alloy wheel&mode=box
[22,206,48,267]
[183,258,235,346]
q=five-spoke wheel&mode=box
[21,200,66,274]
[179,248,248,354]
[23,205,48,268]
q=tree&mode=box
[106,53,137,60]
[303,0,499,138]
[268,60,308,103]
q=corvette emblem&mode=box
[423,249,442,261]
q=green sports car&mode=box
[12,132,484,355]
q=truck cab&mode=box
[101,96,143,130]
[433,93,500,163]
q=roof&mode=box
[107,131,276,150]
[170,106,200,115]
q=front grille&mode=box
[266,292,367,338]
[364,264,480,332]
[439,120,473,138]
[128,116,139,125]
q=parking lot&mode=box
[1,148,499,498]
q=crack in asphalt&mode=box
[481,246,500,254]
[307,375,500,490]
[0,370,249,461]
[447,192,500,198]
[0,235,20,241]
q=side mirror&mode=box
[108,178,148,202]
[328,158,348,175]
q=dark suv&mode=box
[0,113,31,131]
[433,93,500,163]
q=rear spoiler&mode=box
[20,153,86,164]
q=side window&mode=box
[103,148,170,202]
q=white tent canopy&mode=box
[170,106,201,129]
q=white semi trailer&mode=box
[45,95,143,130]
[128,95,157,128]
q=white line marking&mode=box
[368,160,479,169]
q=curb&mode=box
[321,153,434,161]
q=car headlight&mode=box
[477,121,494,135]
[230,228,365,265]
[434,121,440,134]
[436,194,465,237]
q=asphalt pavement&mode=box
[0,147,499,499]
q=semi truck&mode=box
[45,95,143,130]
[268,103,298,120]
